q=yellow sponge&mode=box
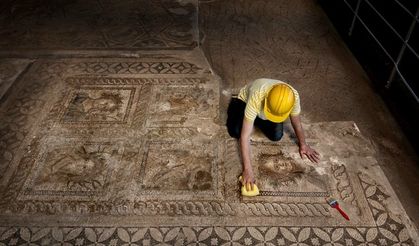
[239,176,260,197]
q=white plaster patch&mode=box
[330,156,345,165]
[314,167,327,175]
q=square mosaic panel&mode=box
[146,85,218,127]
[137,140,222,200]
[19,138,124,200]
[252,143,329,197]
[61,87,136,124]
[233,141,377,226]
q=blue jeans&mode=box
[226,98,283,141]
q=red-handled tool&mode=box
[326,198,350,221]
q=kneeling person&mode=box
[226,78,320,191]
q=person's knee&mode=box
[267,131,283,141]
[226,98,245,139]
[227,125,241,139]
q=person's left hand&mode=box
[299,143,320,163]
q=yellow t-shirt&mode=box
[238,78,301,122]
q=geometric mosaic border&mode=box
[0,172,415,245]
[0,226,413,246]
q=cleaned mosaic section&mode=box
[221,123,378,226]
[0,0,197,50]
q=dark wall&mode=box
[318,0,419,152]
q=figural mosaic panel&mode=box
[252,143,328,197]
[20,139,124,199]
[137,140,222,200]
[61,87,136,124]
[146,84,218,128]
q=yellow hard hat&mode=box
[264,84,295,123]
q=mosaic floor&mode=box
[0,56,417,245]
[0,0,197,51]
[0,0,418,245]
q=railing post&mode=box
[386,6,419,89]
[348,0,362,36]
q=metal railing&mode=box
[343,0,419,103]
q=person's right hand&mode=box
[242,168,256,191]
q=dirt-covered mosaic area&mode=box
[0,0,197,51]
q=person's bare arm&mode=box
[240,118,255,191]
[290,115,320,163]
